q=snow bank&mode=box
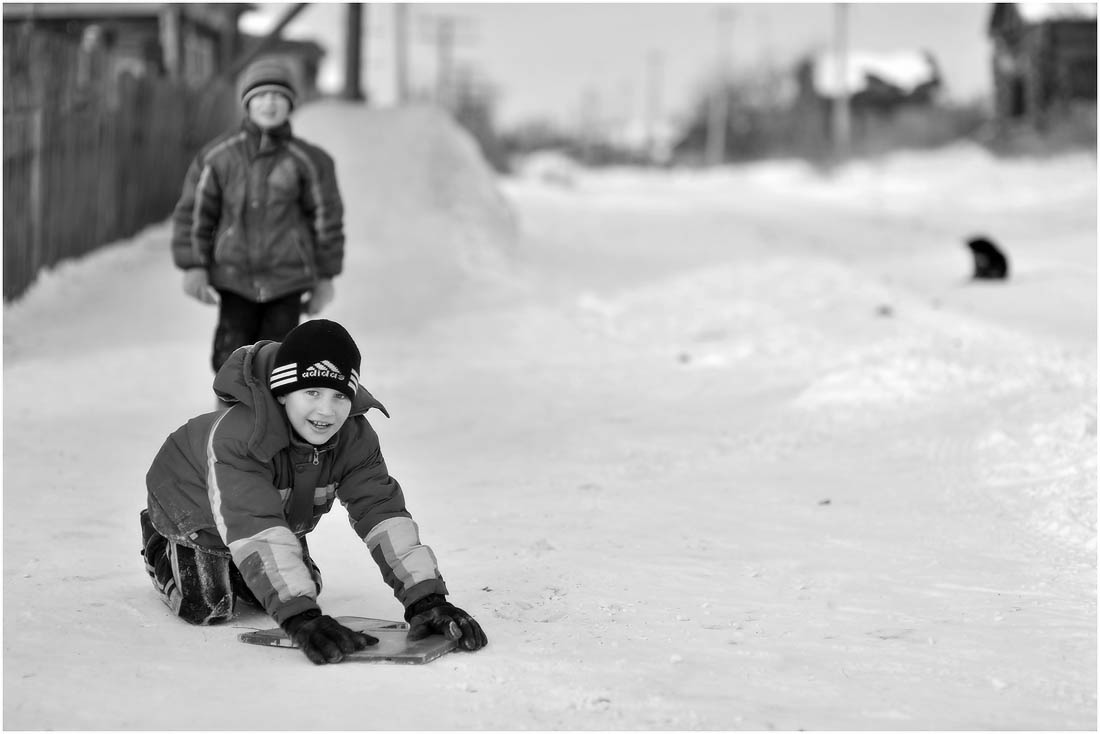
[516,143,1097,220]
[293,101,519,332]
[503,145,1096,566]
[3,115,1094,730]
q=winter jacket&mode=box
[145,341,448,624]
[170,118,345,303]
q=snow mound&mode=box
[292,101,519,329]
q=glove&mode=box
[303,279,334,315]
[405,594,488,651]
[281,609,378,665]
[182,269,219,305]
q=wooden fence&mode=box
[3,27,240,301]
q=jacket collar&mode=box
[241,118,293,155]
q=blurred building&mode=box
[2,3,250,86]
[3,4,325,95]
[795,49,942,115]
[788,48,942,156]
[988,2,1097,130]
[3,3,249,302]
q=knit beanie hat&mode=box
[239,57,298,111]
[269,320,361,400]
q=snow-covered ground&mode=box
[3,101,1096,730]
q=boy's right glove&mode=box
[182,268,219,305]
[281,609,378,665]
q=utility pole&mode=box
[342,3,366,101]
[644,49,664,162]
[434,15,456,109]
[831,3,852,157]
[420,13,475,111]
[393,3,409,104]
[705,6,733,166]
[578,86,603,164]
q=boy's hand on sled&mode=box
[182,269,219,305]
[283,609,378,665]
[303,279,335,315]
[405,595,488,651]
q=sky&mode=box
[251,3,994,130]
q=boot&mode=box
[140,509,234,625]
[169,543,235,625]
[139,509,173,592]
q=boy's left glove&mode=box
[405,594,488,651]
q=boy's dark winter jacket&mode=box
[171,118,345,303]
[145,341,448,624]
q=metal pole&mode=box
[435,16,455,109]
[394,3,409,103]
[831,3,851,157]
[644,49,663,161]
[342,3,366,101]
[705,6,732,166]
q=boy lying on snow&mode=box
[141,319,487,664]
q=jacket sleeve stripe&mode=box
[188,133,245,267]
[190,165,215,265]
[229,525,318,603]
[286,142,335,244]
[365,516,444,599]
[205,409,234,541]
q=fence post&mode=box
[28,106,43,277]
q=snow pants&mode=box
[211,290,304,373]
[139,509,322,625]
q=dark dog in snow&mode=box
[965,236,1009,280]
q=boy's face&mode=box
[277,387,352,445]
[248,91,292,130]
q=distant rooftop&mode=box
[812,50,938,98]
[4,3,160,19]
[2,3,252,23]
[1016,3,1099,22]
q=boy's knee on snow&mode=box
[140,510,240,626]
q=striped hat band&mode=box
[268,319,362,401]
[270,361,360,399]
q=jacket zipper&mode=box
[312,448,320,465]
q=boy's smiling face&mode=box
[248,91,292,129]
[277,387,352,445]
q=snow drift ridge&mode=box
[293,101,519,329]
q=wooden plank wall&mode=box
[3,26,240,301]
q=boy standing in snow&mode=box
[141,319,487,664]
[171,56,345,373]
